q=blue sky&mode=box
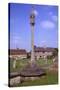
[9,3,58,51]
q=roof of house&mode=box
[9,49,27,55]
[9,47,57,55]
[34,46,55,52]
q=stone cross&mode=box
[30,8,35,66]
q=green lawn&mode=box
[9,58,58,86]
[10,58,53,72]
[12,70,58,87]
[10,58,29,72]
[36,58,53,66]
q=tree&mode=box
[52,48,58,57]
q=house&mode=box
[27,46,56,60]
[9,49,27,60]
[34,46,56,60]
[9,46,57,60]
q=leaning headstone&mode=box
[53,58,55,62]
[13,60,16,69]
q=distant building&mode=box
[9,49,27,60]
[9,47,57,60]
[34,46,55,60]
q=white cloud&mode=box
[52,15,58,22]
[41,41,47,48]
[49,12,53,15]
[40,20,55,29]
[49,12,58,22]
[10,35,23,48]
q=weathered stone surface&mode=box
[10,76,21,86]
[20,63,46,77]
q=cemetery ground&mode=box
[9,58,58,86]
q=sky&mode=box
[9,3,58,51]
